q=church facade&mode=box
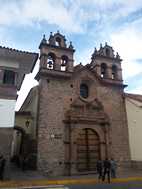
[32,32,131,176]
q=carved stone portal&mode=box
[64,97,111,175]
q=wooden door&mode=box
[77,128,100,171]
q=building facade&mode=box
[12,86,39,168]
[34,32,130,176]
[0,46,38,160]
[125,93,142,169]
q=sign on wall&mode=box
[0,99,16,127]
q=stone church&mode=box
[13,31,131,176]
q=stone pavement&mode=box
[5,165,142,180]
[6,185,69,189]
[1,162,142,188]
[22,185,68,188]
[4,162,46,181]
[4,162,142,181]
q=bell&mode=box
[61,63,66,67]
[61,60,66,67]
[48,61,53,68]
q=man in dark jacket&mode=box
[0,155,6,180]
[96,159,103,181]
[102,158,111,183]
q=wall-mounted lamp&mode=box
[50,134,55,139]
[25,120,30,128]
[16,131,20,136]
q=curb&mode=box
[0,177,142,188]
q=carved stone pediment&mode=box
[71,97,85,108]
[65,97,109,124]
[71,97,103,109]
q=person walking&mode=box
[0,155,6,180]
[96,159,103,181]
[110,158,117,178]
[102,158,111,183]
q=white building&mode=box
[125,93,142,169]
[0,46,38,159]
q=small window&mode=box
[80,84,89,98]
[3,70,15,85]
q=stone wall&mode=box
[0,127,13,159]
[97,85,131,165]
[131,161,142,170]
[37,67,131,176]
[37,77,72,176]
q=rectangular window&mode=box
[3,70,15,85]
[0,69,3,84]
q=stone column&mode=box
[117,68,122,81]
[66,59,73,72]
[94,64,101,76]
[100,141,106,160]
[107,66,113,79]
[54,56,61,71]
[40,54,47,68]
[68,124,78,175]
[104,124,111,158]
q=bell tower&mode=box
[91,43,123,83]
[36,32,75,176]
[38,31,75,73]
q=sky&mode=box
[0,0,142,110]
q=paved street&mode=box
[67,181,142,189]
[4,181,142,189]
[2,164,142,189]
[5,185,69,189]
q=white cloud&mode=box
[0,0,83,33]
[122,60,142,80]
[110,17,142,79]
[111,23,142,60]
[0,0,142,34]
[127,86,142,95]
[23,0,83,32]
[68,0,142,24]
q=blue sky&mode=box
[0,0,142,110]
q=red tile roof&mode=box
[0,45,37,55]
[125,93,142,103]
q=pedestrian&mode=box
[96,159,103,181]
[0,155,6,180]
[22,156,27,171]
[102,158,111,183]
[110,158,117,178]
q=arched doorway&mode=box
[11,126,26,159]
[76,128,100,172]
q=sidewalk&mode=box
[1,164,142,188]
[5,162,142,180]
